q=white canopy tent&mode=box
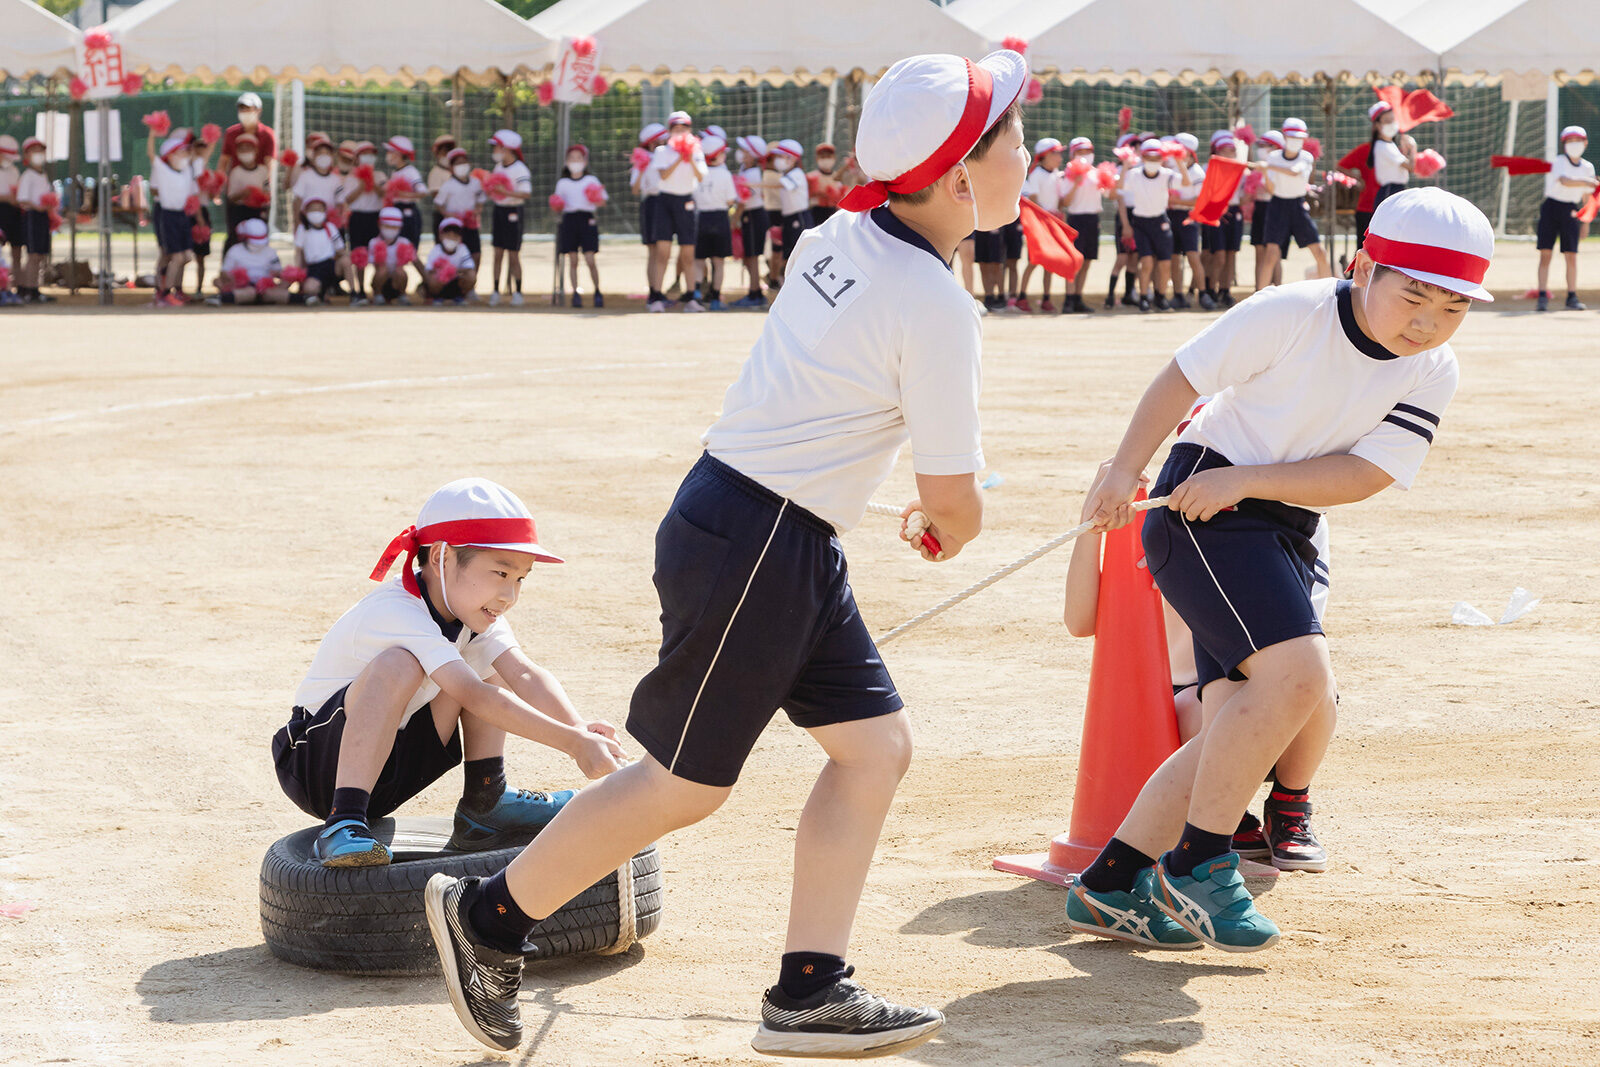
[1395,0,1600,83]
[531,0,990,84]
[0,0,81,80]
[100,0,554,85]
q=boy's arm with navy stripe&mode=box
[1349,354,1458,490]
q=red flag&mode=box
[1491,155,1552,175]
[1580,192,1599,225]
[1185,157,1246,226]
[1017,198,1082,279]
[1375,86,1455,133]
[1117,106,1132,134]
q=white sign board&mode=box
[552,37,602,105]
[84,110,124,164]
[34,112,71,163]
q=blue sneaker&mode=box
[449,788,577,851]
[311,818,392,868]
[732,294,766,309]
[593,293,604,308]
[1066,869,1202,950]
[1152,852,1280,952]
[708,298,726,311]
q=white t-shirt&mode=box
[348,169,385,213]
[737,165,763,209]
[1545,153,1597,203]
[693,163,738,213]
[150,158,196,210]
[221,241,281,283]
[1063,166,1101,215]
[1175,278,1457,492]
[1267,149,1315,199]
[369,234,414,263]
[1123,165,1176,217]
[776,167,810,215]
[703,206,984,531]
[294,222,345,263]
[1372,139,1411,187]
[553,175,603,213]
[0,162,19,200]
[490,159,533,206]
[1173,162,1206,207]
[292,167,344,211]
[652,143,707,196]
[427,241,476,273]
[1023,166,1063,214]
[631,162,662,198]
[293,577,519,727]
[390,163,427,199]
[433,175,483,218]
[16,168,52,209]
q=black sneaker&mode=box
[1231,811,1270,861]
[1103,292,1115,309]
[1536,291,1550,312]
[1138,295,1152,313]
[1219,290,1236,308]
[1198,290,1218,311]
[752,970,943,1059]
[1154,294,1172,312]
[1566,293,1586,311]
[1170,293,1190,309]
[1076,295,1095,314]
[424,875,526,1051]
[1121,291,1140,307]
[1263,797,1328,872]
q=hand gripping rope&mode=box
[864,497,1171,644]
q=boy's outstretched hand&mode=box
[569,724,627,778]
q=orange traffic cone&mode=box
[994,491,1181,884]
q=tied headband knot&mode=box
[370,516,539,597]
[840,60,995,212]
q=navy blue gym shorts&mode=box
[628,454,904,788]
[1143,443,1323,691]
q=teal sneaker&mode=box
[311,818,392,868]
[1066,869,1202,949]
[449,788,577,852]
[1152,852,1280,952]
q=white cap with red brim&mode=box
[667,110,692,127]
[378,205,404,225]
[737,134,768,159]
[1561,125,1587,144]
[490,129,523,154]
[1260,130,1286,150]
[372,477,563,597]
[1368,101,1394,122]
[639,123,666,146]
[1363,187,1494,302]
[700,134,727,157]
[1068,136,1093,153]
[841,49,1028,212]
[1282,117,1309,136]
[1033,137,1063,156]
[236,217,268,240]
[773,139,804,159]
[1139,138,1164,156]
[385,135,415,157]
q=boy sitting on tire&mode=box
[272,478,627,868]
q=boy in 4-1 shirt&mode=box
[486,129,533,307]
[1257,117,1332,289]
[1535,125,1598,312]
[423,48,1029,1059]
[1070,188,1492,953]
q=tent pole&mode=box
[1322,74,1339,272]
[824,77,838,146]
[98,100,112,305]
[270,81,285,236]
[1497,98,1518,236]
[451,72,465,144]
[69,98,80,295]
[552,101,569,305]
[1435,64,1449,191]
[1544,75,1558,159]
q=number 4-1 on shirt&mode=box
[780,242,869,349]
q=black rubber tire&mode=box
[260,817,662,976]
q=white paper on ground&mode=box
[1451,588,1540,626]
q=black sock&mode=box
[462,756,507,811]
[1078,836,1156,894]
[1164,823,1234,877]
[327,787,370,827]
[1125,274,1137,297]
[778,951,847,1000]
[1107,271,1119,299]
[1569,290,1578,300]
[466,870,536,953]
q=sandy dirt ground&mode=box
[0,239,1597,1066]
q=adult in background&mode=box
[221,91,277,173]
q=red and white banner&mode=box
[552,37,601,105]
[75,38,127,101]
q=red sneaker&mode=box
[1231,812,1269,860]
[1039,299,1058,313]
[1013,295,1033,313]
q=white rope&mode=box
[597,853,637,955]
[869,497,1171,644]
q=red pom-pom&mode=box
[1001,36,1029,55]
[1066,157,1092,177]
[589,75,609,97]
[630,146,652,169]
[371,239,388,266]
[433,260,457,285]
[191,223,211,243]
[1117,106,1132,133]
[382,175,410,205]
[328,204,349,229]
[584,183,606,205]
[1095,162,1119,190]
[1162,142,1187,160]
[47,210,63,233]
[1303,137,1322,159]
[84,27,112,50]
[395,242,416,266]
[120,73,143,96]
[669,133,700,162]
[39,191,60,211]
[1114,145,1137,166]
[470,167,491,185]
[1024,77,1045,105]
[254,275,275,294]
[460,211,478,230]
[353,163,376,191]
[1414,148,1446,178]
[571,35,596,57]
[198,169,226,197]
[200,123,221,145]
[484,173,514,198]
[537,80,555,107]
[280,265,307,285]
[228,267,251,288]
[241,186,271,209]
[183,194,200,215]
[806,172,822,196]
[279,149,299,168]
[350,246,369,270]
[0,266,11,290]
[1233,123,1256,145]
[142,111,172,136]
[1242,171,1265,198]
[69,77,88,101]
[548,192,566,213]
[733,174,752,200]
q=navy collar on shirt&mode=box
[870,205,951,271]
[415,569,469,641]
[1336,279,1399,361]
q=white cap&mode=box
[0,135,17,156]
[700,134,727,158]
[639,122,667,146]
[704,124,727,141]
[737,134,768,159]
[845,50,1027,211]
[1368,101,1394,122]
[159,130,193,158]
[1364,187,1494,302]
[1068,136,1093,153]
[1211,136,1236,153]
[1139,137,1165,156]
[489,129,522,153]
[378,205,404,225]
[236,217,268,240]
[1175,132,1198,152]
[1033,137,1063,156]
[237,91,263,110]
[667,110,692,127]
[1561,125,1587,144]
[1260,130,1286,150]
[416,478,562,563]
[384,135,415,157]
[1209,129,1232,147]
[1282,117,1308,136]
[773,138,804,159]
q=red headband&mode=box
[371,517,539,596]
[840,60,995,212]
[1364,233,1489,286]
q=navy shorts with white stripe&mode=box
[1144,443,1324,691]
[627,454,904,788]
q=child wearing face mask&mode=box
[1200,132,1244,308]
[1535,125,1598,312]
[807,143,845,228]
[1106,131,1145,310]
[293,197,353,306]
[432,148,484,266]
[368,205,416,305]
[1017,137,1065,313]
[221,91,277,173]
[1366,102,1415,214]
[1119,138,1179,312]
[425,218,478,304]
[731,135,770,309]
[12,137,55,303]
[1166,134,1210,310]
[292,136,345,225]
[487,129,533,307]
[1060,137,1105,315]
[223,132,271,253]
[213,217,289,305]
[343,141,386,302]
[769,140,814,287]
[148,128,199,307]
[383,136,428,248]
[1256,118,1332,289]
[1247,130,1287,290]
[552,145,606,308]
[691,134,738,310]
[427,135,459,239]
[188,129,220,298]
[0,136,24,288]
